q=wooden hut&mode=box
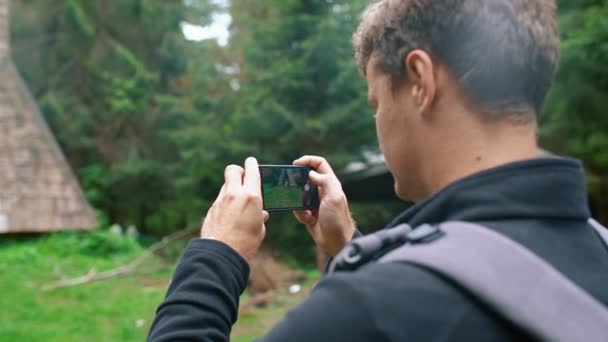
[0,0,98,233]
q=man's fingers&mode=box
[293,210,317,225]
[224,164,244,194]
[263,210,270,223]
[308,170,329,186]
[212,185,226,206]
[293,155,335,175]
[243,157,262,196]
[294,156,345,198]
[308,170,344,198]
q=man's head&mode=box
[354,0,559,201]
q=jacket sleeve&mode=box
[147,239,250,342]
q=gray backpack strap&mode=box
[379,221,608,342]
[589,218,608,248]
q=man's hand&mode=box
[293,156,355,257]
[201,157,269,262]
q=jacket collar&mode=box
[387,157,591,228]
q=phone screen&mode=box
[259,165,320,211]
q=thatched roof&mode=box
[0,0,98,233]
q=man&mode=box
[148,0,608,340]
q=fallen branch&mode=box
[41,225,199,291]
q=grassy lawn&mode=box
[0,232,318,341]
[0,232,172,341]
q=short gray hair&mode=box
[353,0,560,120]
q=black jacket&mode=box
[148,157,608,341]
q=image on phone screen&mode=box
[259,165,319,211]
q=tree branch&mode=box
[41,225,199,291]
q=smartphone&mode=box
[259,165,320,212]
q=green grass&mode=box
[0,232,173,342]
[0,232,319,341]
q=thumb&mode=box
[308,170,330,186]
[309,170,342,197]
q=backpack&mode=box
[328,219,608,342]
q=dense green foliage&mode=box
[11,0,217,233]
[543,0,608,220]
[9,0,608,250]
[11,0,381,246]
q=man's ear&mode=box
[405,50,436,116]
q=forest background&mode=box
[9,0,608,261]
